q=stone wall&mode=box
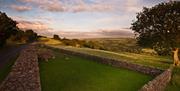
[0,44,41,91]
[50,47,163,76]
[139,68,172,91]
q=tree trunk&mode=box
[173,48,180,66]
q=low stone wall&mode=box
[50,47,163,76]
[0,44,41,91]
[139,68,172,91]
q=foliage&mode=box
[53,34,61,40]
[0,11,38,46]
[131,1,180,55]
[0,11,18,47]
[24,29,38,42]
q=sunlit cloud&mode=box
[16,0,117,12]
[10,5,31,12]
[17,21,50,30]
[0,0,169,38]
[17,0,65,12]
[54,28,133,38]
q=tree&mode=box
[53,34,61,40]
[25,29,38,42]
[131,1,180,66]
[0,11,18,47]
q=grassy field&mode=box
[38,37,62,45]
[39,50,153,91]
[84,38,140,52]
[50,46,171,69]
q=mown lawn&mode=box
[44,45,180,91]
[39,50,153,91]
[50,46,172,69]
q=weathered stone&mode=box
[139,68,172,91]
[37,48,55,62]
[0,44,41,91]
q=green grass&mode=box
[39,50,153,91]
[50,46,171,69]
[0,56,17,83]
[165,67,180,91]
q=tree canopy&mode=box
[131,1,180,55]
[53,34,61,40]
[0,11,18,46]
[0,11,38,46]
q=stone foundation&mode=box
[0,44,41,91]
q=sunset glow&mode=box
[0,0,168,38]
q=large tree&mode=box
[25,29,38,42]
[0,11,18,47]
[53,34,61,40]
[131,1,180,66]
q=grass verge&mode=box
[165,67,180,91]
[0,55,17,83]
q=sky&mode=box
[0,0,170,38]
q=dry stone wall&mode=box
[0,44,41,91]
[51,47,163,76]
[139,68,172,91]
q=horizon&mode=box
[0,0,169,38]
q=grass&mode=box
[38,37,62,45]
[39,50,153,91]
[0,55,17,83]
[165,67,180,91]
[50,46,171,69]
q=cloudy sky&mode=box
[0,0,169,38]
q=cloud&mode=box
[17,0,65,12]
[12,16,134,38]
[99,29,134,37]
[123,0,142,13]
[6,0,169,13]
[16,0,116,12]
[10,5,31,12]
[54,28,134,38]
[15,20,53,36]
[17,21,49,30]
[67,0,115,13]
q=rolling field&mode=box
[50,46,171,69]
[39,50,153,91]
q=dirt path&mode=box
[0,44,28,70]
